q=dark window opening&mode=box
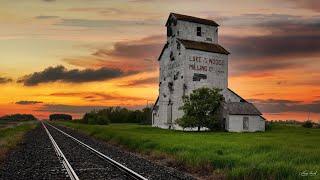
[177,30,179,36]
[170,52,175,61]
[183,84,187,96]
[206,37,212,41]
[193,73,207,81]
[167,26,172,37]
[181,75,183,79]
[174,72,179,80]
[177,42,180,50]
[168,82,174,91]
[197,27,201,36]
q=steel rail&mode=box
[45,122,148,180]
[42,122,80,180]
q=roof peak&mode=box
[166,13,219,27]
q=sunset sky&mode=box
[0,0,319,121]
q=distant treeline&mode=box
[49,114,72,121]
[80,107,152,125]
[268,120,320,129]
[0,114,37,121]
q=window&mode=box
[177,42,181,50]
[173,72,179,80]
[197,27,201,36]
[193,73,207,81]
[168,82,174,91]
[206,37,212,42]
[170,52,175,61]
[183,84,187,96]
[243,117,249,130]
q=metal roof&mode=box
[178,39,230,55]
[166,13,219,27]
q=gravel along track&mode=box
[45,122,136,180]
[47,122,196,180]
[0,124,69,180]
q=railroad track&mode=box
[42,122,147,180]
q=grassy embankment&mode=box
[0,120,37,164]
[57,121,319,179]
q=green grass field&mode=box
[57,122,320,179]
[0,121,37,164]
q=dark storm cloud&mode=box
[50,92,148,102]
[92,35,164,60]
[248,99,320,113]
[223,34,320,59]
[283,0,320,12]
[16,101,43,105]
[36,104,109,114]
[119,77,158,87]
[0,77,12,84]
[37,104,146,114]
[63,35,164,72]
[93,42,163,60]
[221,18,320,59]
[55,19,159,28]
[18,65,130,86]
[35,15,59,19]
[220,15,320,76]
[248,99,302,104]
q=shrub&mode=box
[302,120,313,128]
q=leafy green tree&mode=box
[81,106,151,125]
[302,120,313,128]
[83,110,110,125]
[49,114,72,121]
[0,114,37,121]
[177,87,224,131]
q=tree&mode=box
[0,114,37,121]
[177,87,224,131]
[302,120,313,128]
[82,110,110,125]
[49,114,72,121]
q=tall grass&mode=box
[58,122,320,179]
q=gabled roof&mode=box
[227,88,246,102]
[227,102,262,115]
[166,13,219,27]
[178,39,230,55]
[157,42,168,61]
[152,96,159,111]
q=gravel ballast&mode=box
[0,124,69,180]
[49,123,196,180]
[45,123,132,179]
